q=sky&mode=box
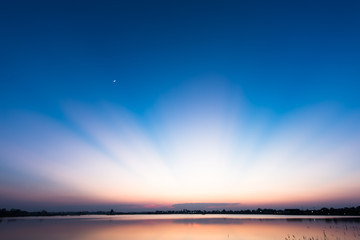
[1,0,360,211]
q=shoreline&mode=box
[1,206,360,218]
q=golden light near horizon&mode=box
[2,0,360,213]
[1,80,360,211]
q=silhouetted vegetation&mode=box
[0,208,116,217]
[1,206,360,217]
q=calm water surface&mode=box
[1,214,360,240]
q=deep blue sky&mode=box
[1,0,360,211]
[1,0,360,116]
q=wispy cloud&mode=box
[172,203,241,210]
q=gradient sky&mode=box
[1,0,360,211]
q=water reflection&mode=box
[1,215,359,240]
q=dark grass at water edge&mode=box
[1,206,360,218]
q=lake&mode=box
[1,214,360,240]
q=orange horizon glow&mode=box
[1,81,360,211]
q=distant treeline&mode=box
[1,206,360,217]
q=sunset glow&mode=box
[1,0,360,211]
[1,79,359,210]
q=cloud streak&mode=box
[172,203,241,210]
